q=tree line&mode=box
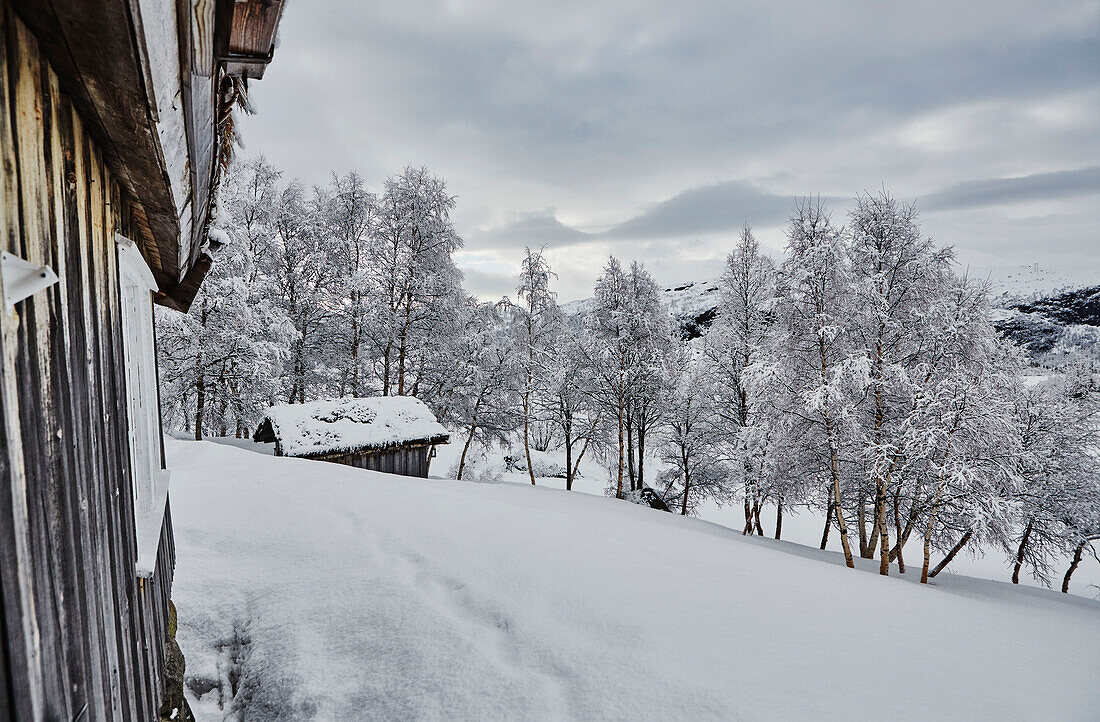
[156,158,1100,593]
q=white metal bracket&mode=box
[1,251,59,310]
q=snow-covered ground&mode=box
[432,439,1100,599]
[172,438,1100,720]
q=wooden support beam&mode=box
[154,252,211,313]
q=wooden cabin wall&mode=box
[0,7,174,720]
[322,446,432,478]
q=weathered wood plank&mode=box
[54,84,111,722]
[89,142,138,721]
[0,8,45,719]
[9,16,81,718]
[71,103,123,721]
[44,59,91,719]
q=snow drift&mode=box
[169,439,1100,720]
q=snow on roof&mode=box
[261,396,448,457]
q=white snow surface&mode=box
[261,396,448,457]
[170,438,1100,720]
[974,263,1100,304]
[562,264,1100,324]
[562,278,720,321]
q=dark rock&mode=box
[160,600,195,722]
[1013,285,1100,326]
[639,487,672,512]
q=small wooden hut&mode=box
[255,397,450,478]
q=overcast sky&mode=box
[239,0,1100,301]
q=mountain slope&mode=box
[564,268,1100,353]
[169,439,1100,720]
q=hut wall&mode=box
[0,7,174,720]
[314,445,433,478]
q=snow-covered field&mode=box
[171,438,1100,720]
[432,439,1100,599]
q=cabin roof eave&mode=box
[286,435,452,461]
[8,0,285,306]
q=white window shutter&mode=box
[116,234,169,577]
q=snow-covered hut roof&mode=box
[255,397,449,458]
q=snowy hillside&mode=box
[565,267,1100,353]
[169,439,1100,720]
[563,278,721,339]
[976,263,1100,305]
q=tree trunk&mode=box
[889,504,919,562]
[1062,540,1088,594]
[564,426,574,492]
[625,408,636,492]
[1012,518,1035,585]
[456,425,476,480]
[522,385,536,485]
[929,530,972,579]
[571,433,592,483]
[753,500,764,536]
[877,482,891,576]
[615,400,624,499]
[820,485,833,550]
[396,337,407,396]
[921,522,933,584]
[859,496,870,558]
[892,490,905,573]
[349,313,361,397]
[680,477,690,516]
[397,291,413,396]
[831,472,854,567]
[819,337,854,568]
[194,370,205,441]
[864,502,881,560]
[637,413,646,489]
[744,496,753,536]
[870,331,887,569]
[921,500,948,583]
[382,342,393,396]
[774,499,783,540]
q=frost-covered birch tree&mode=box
[371,167,465,397]
[321,171,378,397]
[659,359,730,516]
[845,191,955,574]
[516,246,561,485]
[705,226,777,534]
[764,199,860,567]
[447,299,523,480]
[156,158,294,438]
[540,322,603,491]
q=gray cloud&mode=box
[470,211,592,250]
[458,267,516,301]
[242,0,1100,297]
[468,181,837,250]
[602,182,836,240]
[468,166,1100,254]
[922,166,1100,212]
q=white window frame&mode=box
[116,233,170,578]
